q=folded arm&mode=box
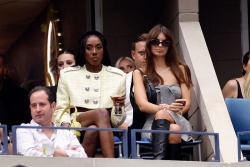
[17,128,45,156]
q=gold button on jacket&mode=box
[55,65,126,125]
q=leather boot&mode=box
[167,143,181,160]
[151,119,170,160]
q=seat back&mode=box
[225,98,250,142]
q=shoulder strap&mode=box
[130,69,147,92]
[131,69,157,104]
[129,71,140,112]
[130,73,134,93]
[136,68,148,80]
[136,68,145,75]
[235,79,243,98]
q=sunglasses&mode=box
[150,39,172,47]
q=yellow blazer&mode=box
[54,65,126,125]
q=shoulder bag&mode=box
[110,103,127,128]
[130,69,157,112]
[56,105,81,139]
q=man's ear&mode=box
[51,102,56,110]
[131,50,135,60]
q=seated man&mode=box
[17,86,87,158]
[0,54,31,141]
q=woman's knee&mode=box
[169,124,181,144]
[94,108,111,127]
[96,108,110,120]
[155,110,172,121]
[76,108,110,126]
[170,124,181,131]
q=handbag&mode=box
[110,101,127,128]
[130,69,157,112]
[56,105,81,139]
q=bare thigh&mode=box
[76,108,111,128]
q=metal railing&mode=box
[0,125,8,155]
[12,125,128,158]
[130,129,220,162]
[3,125,220,161]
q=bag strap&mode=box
[131,68,153,91]
[136,68,149,80]
[130,69,139,94]
[130,72,134,94]
[138,69,157,104]
[131,69,156,100]
[130,68,146,87]
[56,105,78,125]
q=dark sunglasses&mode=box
[150,39,172,47]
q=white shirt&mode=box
[124,72,133,126]
[16,120,87,158]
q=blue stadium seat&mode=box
[225,98,250,161]
[114,136,123,158]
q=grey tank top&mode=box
[145,84,181,121]
[142,84,193,141]
[155,84,182,104]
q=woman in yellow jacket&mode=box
[54,31,126,158]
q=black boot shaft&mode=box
[167,143,181,160]
[151,119,170,160]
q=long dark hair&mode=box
[242,51,250,75]
[77,30,112,66]
[145,24,192,87]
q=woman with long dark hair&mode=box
[133,24,193,160]
[222,51,250,98]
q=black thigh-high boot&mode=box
[151,119,170,160]
[167,143,181,160]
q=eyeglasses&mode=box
[150,39,171,47]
